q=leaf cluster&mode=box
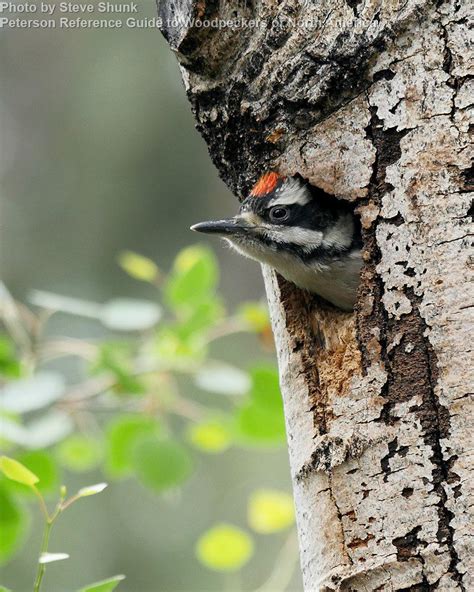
[0,245,296,591]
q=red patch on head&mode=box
[250,172,283,197]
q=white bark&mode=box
[157,0,473,589]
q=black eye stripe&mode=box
[241,196,341,231]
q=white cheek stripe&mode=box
[265,226,323,248]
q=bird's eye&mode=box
[269,206,290,222]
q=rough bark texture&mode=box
[157,1,473,589]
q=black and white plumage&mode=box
[191,173,362,311]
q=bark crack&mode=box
[360,103,466,589]
[328,473,354,566]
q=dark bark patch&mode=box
[382,212,405,226]
[373,68,396,82]
[381,437,410,481]
[385,308,440,411]
[299,434,370,475]
[467,199,474,221]
[344,509,357,520]
[241,50,267,82]
[392,526,427,561]
[345,0,363,17]
[356,112,409,373]
[397,584,431,592]
[191,86,275,196]
[461,166,474,194]
[401,293,464,590]
[347,534,374,549]
[266,16,292,49]
[376,401,400,426]
[364,109,410,204]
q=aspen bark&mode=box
[157,1,473,589]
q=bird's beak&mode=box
[190,217,250,237]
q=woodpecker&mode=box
[191,172,362,311]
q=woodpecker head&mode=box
[191,172,359,266]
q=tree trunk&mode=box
[156,1,473,589]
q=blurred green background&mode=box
[0,2,302,591]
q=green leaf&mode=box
[118,251,159,283]
[155,328,207,367]
[93,343,145,395]
[0,372,65,413]
[105,415,159,477]
[0,456,39,487]
[177,299,225,339]
[236,302,270,332]
[249,365,282,412]
[196,523,254,572]
[12,451,60,496]
[165,245,218,310]
[235,402,286,446]
[77,574,125,592]
[132,437,193,493]
[99,299,162,332]
[56,435,103,472]
[0,585,12,591]
[248,489,295,533]
[187,418,232,454]
[233,365,285,446]
[195,362,250,396]
[0,335,22,378]
[0,483,29,564]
